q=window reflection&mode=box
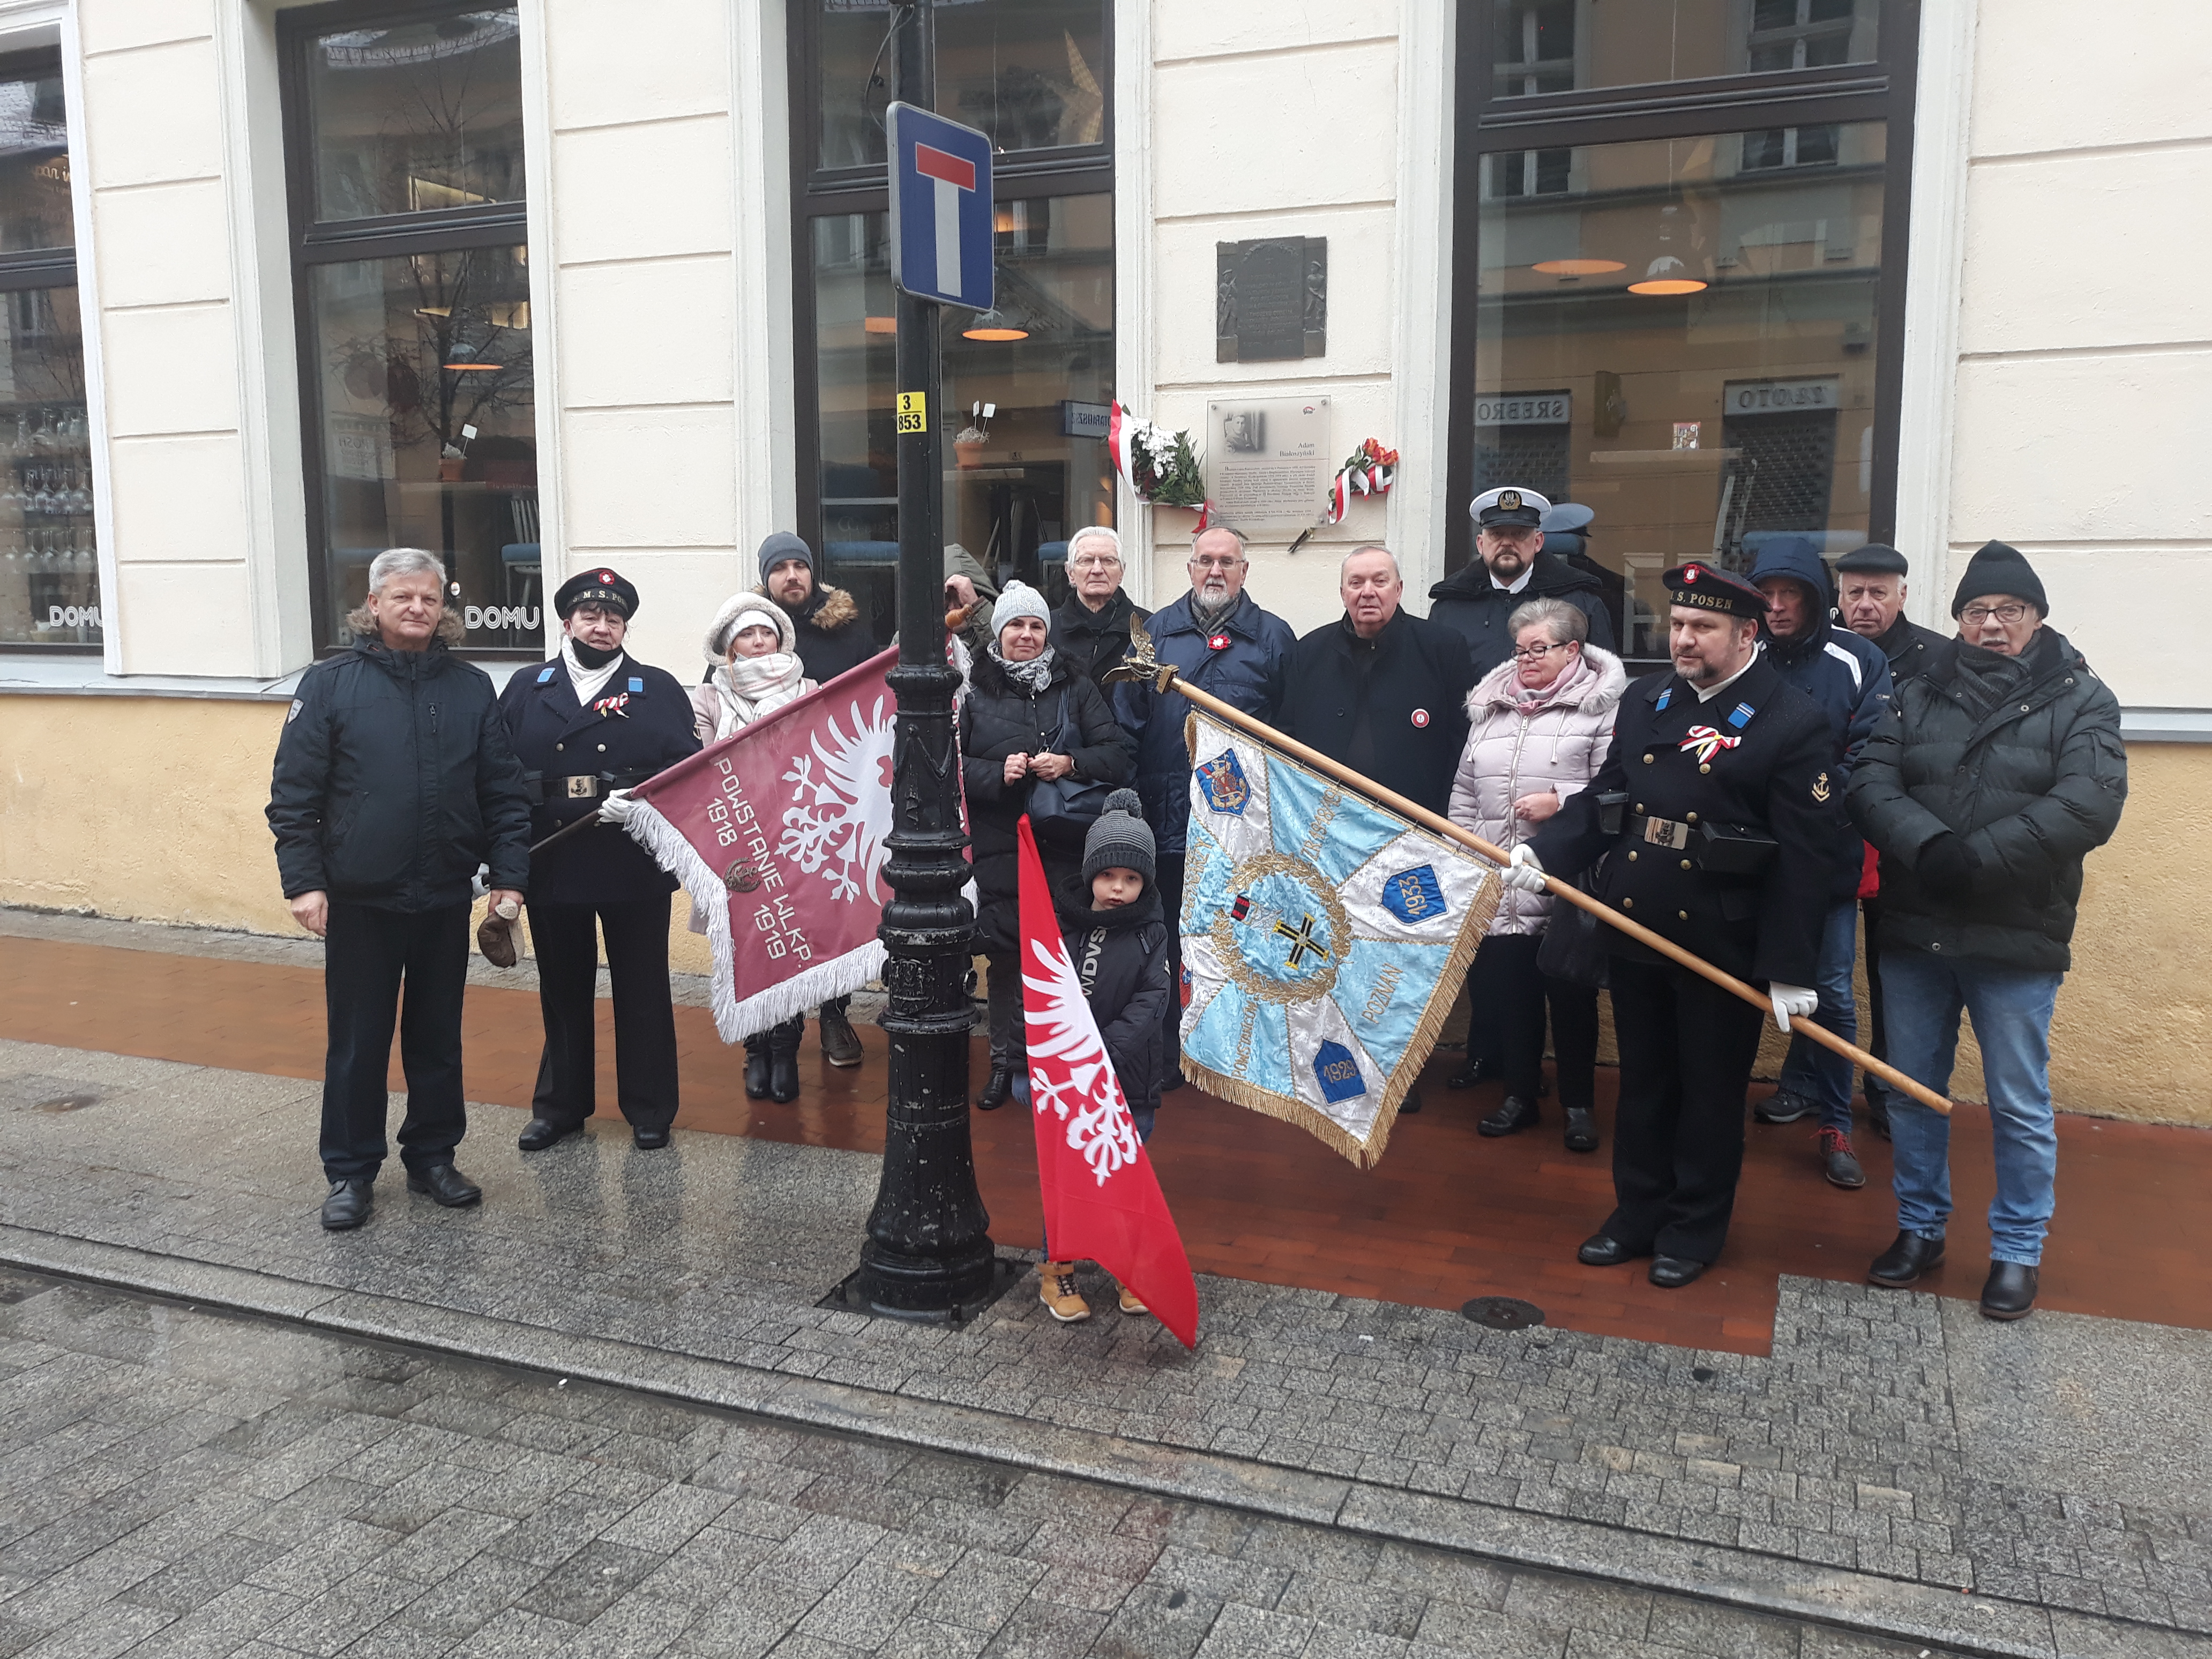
[1492,0,1878,97]
[811,193,1114,637]
[0,287,98,645]
[1473,124,1885,659]
[308,246,538,649]
[0,65,72,252]
[306,10,525,221]
[816,0,1109,170]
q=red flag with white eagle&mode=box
[623,648,899,1042]
[1015,814,1199,1348]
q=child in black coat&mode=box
[1040,790,1173,1324]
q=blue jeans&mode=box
[1880,948,2062,1266]
[1777,900,1859,1131]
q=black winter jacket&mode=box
[779,582,878,685]
[1278,610,1477,817]
[268,639,532,911]
[1426,552,1617,679]
[1056,879,1172,1126]
[1870,610,1948,684]
[1846,629,2125,972]
[959,651,1134,952]
[1050,589,1152,694]
[1111,589,1297,856]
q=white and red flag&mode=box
[625,649,898,1042]
[1015,815,1199,1348]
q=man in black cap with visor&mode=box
[498,567,700,1150]
[1509,562,1847,1286]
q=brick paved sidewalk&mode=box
[4,1038,2209,1659]
[0,1267,1978,1659]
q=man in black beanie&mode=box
[1848,540,2125,1322]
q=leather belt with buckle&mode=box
[563,775,601,799]
[1632,812,1691,850]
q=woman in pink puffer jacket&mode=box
[1448,596,1626,1152]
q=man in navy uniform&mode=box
[1428,487,1616,679]
[498,568,700,1150]
[1512,562,1843,1286]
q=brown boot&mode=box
[1038,1262,1090,1323]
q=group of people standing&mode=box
[272,499,2125,1326]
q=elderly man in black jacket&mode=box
[1833,543,1949,1136]
[1280,545,1476,819]
[268,548,533,1232]
[1429,488,1616,677]
[1049,526,1150,692]
[1848,541,2125,1322]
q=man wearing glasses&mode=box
[1111,525,1297,1090]
[1049,526,1151,693]
[1848,541,2125,1322]
[1430,487,1617,678]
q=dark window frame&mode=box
[786,1,1116,571]
[1444,0,1921,586]
[277,0,533,657]
[0,43,98,654]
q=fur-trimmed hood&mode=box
[704,591,795,663]
[756,582,860,634]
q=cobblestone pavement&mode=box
[0,1267,1965,1659]
[3,1037,2207,1659]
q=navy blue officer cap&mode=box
[1662,561,1766,620]
[554,566,639,619]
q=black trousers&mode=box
[1466,932,1600,1109]
[320,900,471,1182]
[527,895,679,1133]
[1603,955,1767,1263]
[1860,895,1889,1106]
[986,950,1025,1067]
[1156,853,1187,1080]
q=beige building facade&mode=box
[0,0,2203,1125]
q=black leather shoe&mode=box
[1398,1088,1422,1115]
[976,1064,1013,1111]
[1578,1233,1642,1267]
[1979,1261,2038,1321]
[1649,1256,1706,1289]
[1868,1229,1944,1288]
[1477,1095,1538,1137]
[1754,1088,1816,1124]
[768,1050,800,1104]
[1447,1054,1494,1089]
[320,1179,373,1231]
[632,1125,671,1150]
[517,1118,578,1152]
[1819,1127,1867,1190]
[744,1040,772,1101]
[1563,1108,1599,1153]
[406,1164,482,1208]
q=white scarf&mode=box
[707,651,809,739]
[561,637,625,707]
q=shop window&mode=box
[0,49,98,651]
[793,3,1114,644]
[1451,2,1913,667]
[280,2,536,655]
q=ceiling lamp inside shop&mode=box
[961,308,1029,342]
[863,316,898,334]
[1533,258,1627,275]
[1627,257,1707,296]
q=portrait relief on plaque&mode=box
[1204,397,1333,532]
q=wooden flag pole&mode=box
[1109,656,1954,1118]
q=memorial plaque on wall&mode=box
[1204,396,1332,531]
[1216,237,1327,362]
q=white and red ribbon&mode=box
[1679,726,1742,764]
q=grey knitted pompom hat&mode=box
[1081,788,1156,886]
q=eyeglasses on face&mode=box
[1068,555,1122,570]
[1189,556,1245,572]
[1961,602,2031,625]
[1511,640,1571,661]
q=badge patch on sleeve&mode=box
[1812,771,1832,802]
[286,699,303,723]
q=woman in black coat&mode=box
[959,580,1133,1110]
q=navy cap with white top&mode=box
[1468,486,1552,528]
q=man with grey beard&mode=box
[1111,526,1297,1089]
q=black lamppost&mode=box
[849,0,999,1316]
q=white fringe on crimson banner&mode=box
[625,799,886,1044]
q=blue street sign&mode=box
[886,102,994,312]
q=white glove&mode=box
[596,787,636,826]
[1768,981,1819,1033]
[1499,844,1548,894]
